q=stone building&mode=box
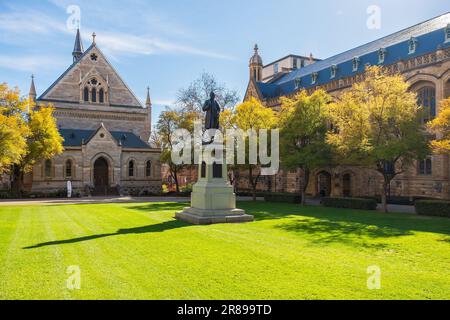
[243,13,450,200]
[22,30,161,196]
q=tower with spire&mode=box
[72,28,84,62]
[29,74,36,105]
[249,44,263,82]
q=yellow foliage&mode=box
[428,98,450,154]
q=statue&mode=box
[202,91,221,130]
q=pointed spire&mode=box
[145,86,152,108]
[72,28,84,62]
[29,74,36,102]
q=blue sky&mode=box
[0,0,448,126]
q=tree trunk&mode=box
[11,166,24,197]
[172,167,180,194]
[301,168,310,206]
[248,166,257,201]
[381,178,389,213]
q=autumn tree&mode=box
[12,105,64,195]
[327,66,428,212]
[279,89,333,205]
[0,83,29,174]
[223,97,277,200]
[156,108,199,193]
[428,97,450,153]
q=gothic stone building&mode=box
[22,30,161,196]
[243,13,450,200]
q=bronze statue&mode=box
[202,91,221,130]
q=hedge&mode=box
[322,197,377,210]
[415,200,450,217]
[264,193,302,204]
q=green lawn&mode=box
[0,201,449,300]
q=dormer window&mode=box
[378,48,386,64]
[330,65,337,79]
[408,37,417,54]
[311,72,318,85]
[274,63,279,74]
[294,77,301,89]
[352,57,360,72]
[445,24,450,43]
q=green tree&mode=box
[279,89,333,205]
[327,66,428,212]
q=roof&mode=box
[60,128,152,149]
[263,54,321,68]
[256,12,450,99]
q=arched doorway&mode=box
[317,171,331,197]
[343,173,352,197]
[93,157,109,195]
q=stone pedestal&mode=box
[176,159,253,225]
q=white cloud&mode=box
[0,55,66,72]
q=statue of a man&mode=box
[202,91,221,130]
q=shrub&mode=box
[264,193,302,204]
[415,200,450,217]
[322,197,377,210]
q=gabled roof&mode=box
[257,12,450,99]
[38,40,143,108]
[60,128,151,149]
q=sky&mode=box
[0,0,448,126]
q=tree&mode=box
[224,97,276,200]
[156,108,198,193]
[428,98,450,153]
[327,66,428,212]
[0,83,29,174]
[176,72,239,113]
[12,104,64,195]
[279,89,333,205]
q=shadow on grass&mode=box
[239,201,450,238]
[24,219,189,250]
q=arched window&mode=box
[99,88,104,103]
[145,160,152,177]
[83,87,89,102]
[44,159,52,178]
[128,160,134,177]
[91,88,97,103]
[418,157,432,175]
[417,86,436,123]
[65,159,73,178]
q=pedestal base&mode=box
[176,207,254,225]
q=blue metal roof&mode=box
[60,128,151,149]
[258,12,450,99]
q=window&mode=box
[274,63,279,74]
[90,53,98,61]
[293,58,298,70]
[294,77,301,89]
[65,159,72,178]
[300,59,305,68]
[378,48,386,64]
[445,24,450,43]
[383,160,395,175]
[408,37,417,54]
[311,72,318,84]
[99,88,104,103]
[417,86,436,123]
[44,159,52,178]
[418,157,432,175]
[330,65,337,79]
[91,89,96,102]
[128,160,134,177]
[352,57,360,72]
[145,160,152,177]
[83,87,89,102]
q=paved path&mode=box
[0,195,416,214]
[0,196,261,206]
